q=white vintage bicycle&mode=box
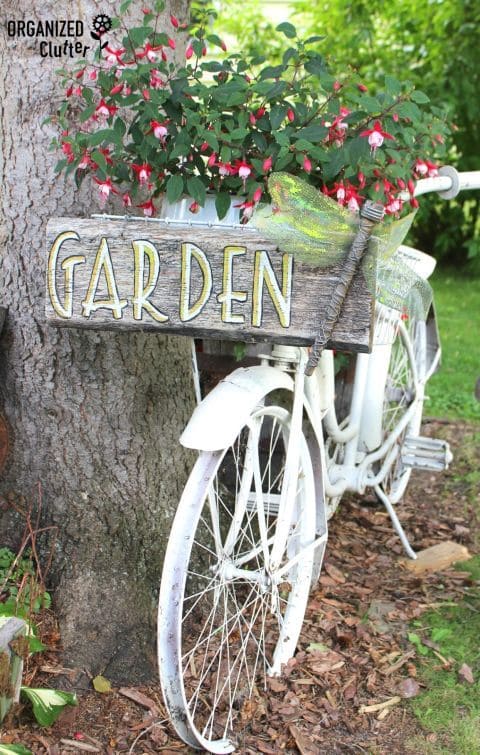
[157,167,480,753]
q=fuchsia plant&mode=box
[51,1,450,221]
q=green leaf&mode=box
[0,746,33,754]
[87,129,116,147]
[127,26,151,48]
[398,101,422,121]
[304,57,326,76]
[252,131,267,152]
[228,127,248,140]
[274,152,294,171]
[276,21,296,38]
[215,192,231,220]
[384,75,402,96]
[21,687,77,727]
[411,89,430,104]
[91,150,108,172]
[114,118,126,138]
[293,139,314,152]
[294,124,328,142]
[431,627,452,643]
[347,136,370,166]
[202,131,219,152]
[360,96,381,114]
[207,33,226,49]
[322,149,346,181]
[186,176,206,206]
[166,174,184,203]
[259,64,286,80]
[28,635,46,654]
[270,104,288,130]
[407,632,430,656]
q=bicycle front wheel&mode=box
[158,404,315,752]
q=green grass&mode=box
[426,269,480,421]
[407,556,480,754]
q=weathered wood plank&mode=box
[0,616,26,723]
[45,217,375,352]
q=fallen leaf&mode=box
[324,563,346,583]
[306,642,330,653]
[257,742,278,754]
[289,724,321,755]
[458,663,474,684]
[343,684,357,700]
[398,678,421,698]
[266,677,287,693]
[92,675,112,693]
[118,687,159,713]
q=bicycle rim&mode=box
[158,405,315,752]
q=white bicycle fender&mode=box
[180,365,294,451]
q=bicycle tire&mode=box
[158,404,315,752]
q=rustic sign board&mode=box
[45,218,375,352]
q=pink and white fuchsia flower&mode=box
[104,46,125,66]
[137,199,156,216]
[414,159,439,178]
[360,120,394,154]
[94,177,117,204]
[150,120,169,143]
[137,42,162,62]
[132,163,153,185]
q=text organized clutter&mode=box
[45,218,374,351]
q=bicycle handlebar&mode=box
[406,167,480,200]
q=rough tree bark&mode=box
[0,0,193,682]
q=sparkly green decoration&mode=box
[253,173,432,320]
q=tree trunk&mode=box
[0,0,193,682]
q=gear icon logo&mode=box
[91,13,112,42]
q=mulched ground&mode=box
[1,418,478,755]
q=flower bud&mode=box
[263,156,273,172]
[303,156,312,173]
[287,108,295,122]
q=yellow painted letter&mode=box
[47,230,85,319]
[179,242,212,322]
[132,239,168,322]
[217,245,247,324]
[252,251,293,328]
[82,237,128,319]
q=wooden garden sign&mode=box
[45,217,374,352]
